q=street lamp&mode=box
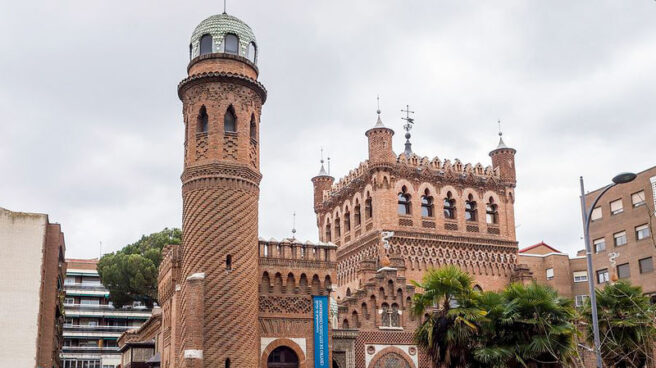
[579,172,637,368]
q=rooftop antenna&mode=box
[401,104,415,155]
[291,211,297,239]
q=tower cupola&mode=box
[190,13,258,63]
[489,122,517,183]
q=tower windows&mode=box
[465,194,477,221]
[486,197,498,224]
[189,43,193,60]
[247,42,257,63]
[443,191,456,219]
[224,33,239,54]
[226,255,232,271]
[421,189,434,217]
[365,195,373,219]
[325,222,332,242]
[354,201,361,226]
[200,34,213,55]
[397,186,411,215]
[225,358,231,368]
[250,114,257,140]
[224,106,237,133]
[197,106,209,133]
[335,215,341,237]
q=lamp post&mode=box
[579,172,637,368]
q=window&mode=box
[344,210,351,232]
[197,106,208,133]
[391,303,400,327]
[596,269,609,284]
[640,257,654,274]
[64,297,75,305]
[397,186,411,215]
[354,202,361,226]
[300,246,305,259]
[225,358,231,368]
[632,191,646,207]
[443,191,456,219]
[65,276,76,285]
[224,106,236,133]
[610,199,623,215]
[636,224,650,241]
[224,33,239,54]
[334,215,341,237]
[325,222,331,242]
[249,114,256,140]
[617,263,630,279]
[80,298,99,305]
[573,271,588,283]
[590,207,602,221]
[263,244,268,257]
[614,231,627,246]
[365,195,372,219]
[200,34,213,55]
[381,303,390,327]
[247,42,257,63]
[575,295,588,307]
[465,194,477,221]
[81,277,101,286]
[546,268,554,280]
[421,189,434,217]
[226,255,232,271]
[486,197,498,224]
[593,238,606,253]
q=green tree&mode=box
[583,280,656,368]
[411,265,485,368]
[97,228,181,308]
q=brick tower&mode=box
[176,13,266,368]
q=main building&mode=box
[119,12,520,368]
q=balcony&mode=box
[61,346,119,354]
[64,282,106,290]
[63,324,132,332]
[64,303,115,310]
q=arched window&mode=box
[250,114,257,140]
[200,34,213,55]
[189,43,193,60]
[362,302,369,319]
[343,319,349,329]
[344,209,351,232]
[473,285,483,292]
[365,195,373,219]
[465,194,477,221]
[224,33,239,54]
[267,346,299,368]
[224,106,237,133]
[443,191,456,219]
[381,303,390,327]
[247,42,257,63]
[334,215,341,237]
[397,186,411,215]
[197,106,209,133]
[226,255,232,271]
[225,358,231,368]
[263,243,269,257]
[300,245,306,259]
[325,222,331,242]
[421,189,434,217]
[354,201,361,226]
[346,288,351,297]
[486,197,498,224]
[352,311,359,328]
[391,303,400,327]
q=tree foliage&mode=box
[97,228,181,308]
[412,266,578,368]
[582,280,656,368]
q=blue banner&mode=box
[313,296,329,368]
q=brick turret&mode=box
[176,13,266,368]
[489,133,517,183]
[365,112,395,166]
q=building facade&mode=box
[61,259,152,368]
[0,207,66,368]
[119,11,524,368]
[586,166,656,295]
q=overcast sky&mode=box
[1,1,655,259]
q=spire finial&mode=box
[376,95,381,115]
[495,119,508,149]
[498,119,502,137]
[223,0,227,14]
[327,156,331,175]
[373,95,386,128]
[291,211,297,238]
[401,104,415,155]
[317,148,328,176]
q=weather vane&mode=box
[401,104,415,155]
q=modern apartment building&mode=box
[587,166,656,295]
[0,207,66,368]
[61,259,151,368]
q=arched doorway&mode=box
[267,346,299,368]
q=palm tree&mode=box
[583,281,656,368]
[411,266,484,368]
[497,282,578,367]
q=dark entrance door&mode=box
[267,346,299,368]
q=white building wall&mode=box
[0,207,47,368]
